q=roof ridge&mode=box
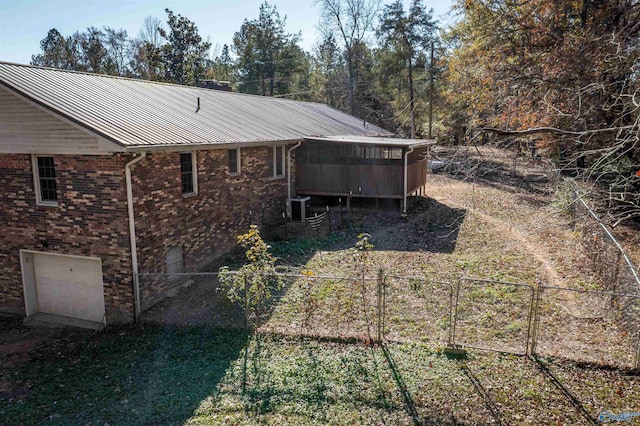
[0,61,160,84]
[0,61,335,107]
[0,61,391,148]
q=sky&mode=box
[0,0,455,65]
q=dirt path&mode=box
[428,184,564,287]
[423,179,589,318]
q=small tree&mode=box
[353,233,374,342]
[219,225,282,329]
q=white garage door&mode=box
[25,252,105,323]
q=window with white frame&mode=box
[32,155,58,205]
[228,148,240,175]
[180,152,197,195]
[166,246,183,276]
[268,145,285,178]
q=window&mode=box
[166,246,183,277]
[33,155,57,205]
[382,147,403,160]
[180,152,197,195]
[350,146,363,158]
[269,146,285,178]
[228,148,240,175]
[364,147,378,159]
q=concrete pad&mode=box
[24,312,104,331]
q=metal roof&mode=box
[304,135,435,148]
[0,62,391,149]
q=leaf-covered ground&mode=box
[2,324,638,425]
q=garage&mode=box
[21,250,106,326]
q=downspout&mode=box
[403,146,415,214]
[287,141,303,216]
[125,152,146,320]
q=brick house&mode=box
[0,62,388,328]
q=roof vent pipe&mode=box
[196,97,200,113]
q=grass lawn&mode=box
[0,323,248,425]
[2,322,639,425]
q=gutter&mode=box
[287,141,303,214]
[125,152,146,319]
[126,139,302,153]
[403,146,415,214]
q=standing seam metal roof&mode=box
[0,62,390,148]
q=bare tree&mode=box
[129,16,165,80]
[138,15,164,49]
[104,27,129,75]
[316,0,380,117]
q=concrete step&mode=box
[24,312,105,331]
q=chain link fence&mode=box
[533,286,640,367]
[263,274,379,340]
[452,279,535,355]
[382,276,452,347]
[137,269,640,370]
[138,272,243,327]
[572,189,640,297]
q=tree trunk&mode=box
[408,57,416,139]
[429,42,434,140]
[347,47,356,116]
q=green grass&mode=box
[0,325,248,425]
[3,325,639,425]
[269,231,348,261]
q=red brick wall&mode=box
[0,146,292,322]
[0,154,133,323]
[133,146,289,273]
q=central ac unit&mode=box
[288,196,310,222]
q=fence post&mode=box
[256,273,262,330]
[529,285,542,356]
[283,212,288,240]
[383,274,387,341]
[244,273,249,330]
[448,280,461,347]
[377,269,384,343]
[524,285,537,356]
[570,189,579,227]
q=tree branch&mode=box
[482,125,636,137]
